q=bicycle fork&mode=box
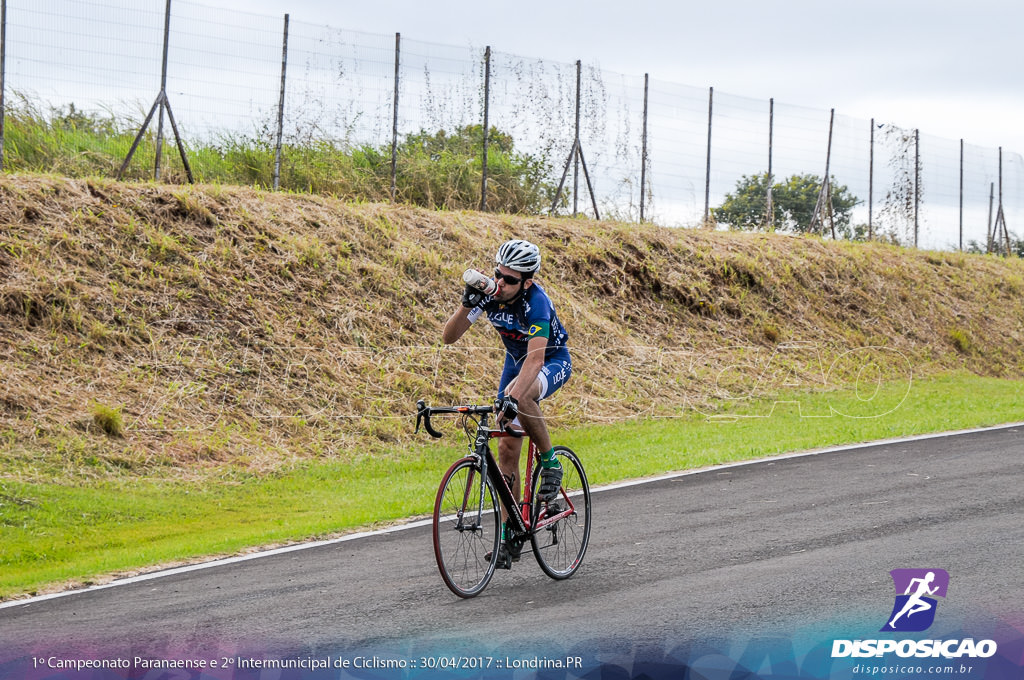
[450,463,485,537]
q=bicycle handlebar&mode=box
[415,400,448,438]
[415,400,523,439]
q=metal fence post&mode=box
[116,0,192,183]
[809,108,835,238]
[480,45,490,212]
[824,108,835,237]
[987,182,995,250]
[767,98,774,230]
[0,0,6,171]
[914,129,920,248]
[390,32,401,202]
[959,139,964,251]
[994,147,1011,254]
[573,60,581,217]
[704,86,713,225]
[549,60,598,219]
[640,73,648,223]
[272,14,289,191]
[153,0,172,180]
[869,118,874,240]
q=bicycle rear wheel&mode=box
[530,445,591,579]
[433,457,501,598]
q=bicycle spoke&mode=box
[530,446,591,579]
[433,459,500,597]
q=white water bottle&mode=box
[463,268,497,296]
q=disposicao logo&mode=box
[881,568,949,632]
[831,569,998,660]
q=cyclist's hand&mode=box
[496,395,519,424]
[462,285,484,308]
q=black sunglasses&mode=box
[494,269,523,286]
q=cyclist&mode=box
[442,239,571,568]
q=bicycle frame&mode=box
[417,401,576,541]
[421,398,591,596]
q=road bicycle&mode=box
[415,399,592,598]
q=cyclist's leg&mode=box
[496,356,525,560]
[496,435,524,509]
[520,350,572,501]
[492,432,524,568]
[510,347,571,445]
[537,348,572,402]
[500,368,552,501]
[512,381,549,448]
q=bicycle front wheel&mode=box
[530,445,591,579]
[432,457,501,598]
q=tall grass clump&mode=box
[949,327,971,354]
[3,93,558,213]
[90,402,124,438]
[3,95,135,178]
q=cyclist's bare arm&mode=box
[442,306,473,344]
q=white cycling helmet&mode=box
[495,239,541,276]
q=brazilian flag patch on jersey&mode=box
[527,322,551,338]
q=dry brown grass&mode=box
[2,174,1023,481]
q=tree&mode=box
[715,172,860,235]
[390,125,555,213]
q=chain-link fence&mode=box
[2,0,1021,252]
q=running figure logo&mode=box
[881,569,950,632]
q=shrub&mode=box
[91,402,125,437]
[949,327,971,354]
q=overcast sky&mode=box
[220,0,1024,158]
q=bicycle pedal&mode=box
[486,543,520,568]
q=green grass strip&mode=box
[1,371,1021,600]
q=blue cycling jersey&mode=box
[466,282,569,363]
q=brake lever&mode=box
[415,400,444,439]
[415,400,425,434]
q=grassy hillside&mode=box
[2,174,1024,484]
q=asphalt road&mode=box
[2,425,1022,667]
